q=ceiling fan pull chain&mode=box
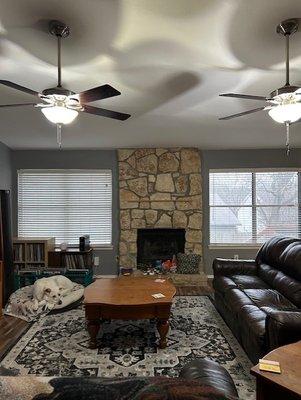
[57,123,62,149]
[285,122,290,156]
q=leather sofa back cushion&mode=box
[256,236,301,281]
[259,264,301,307]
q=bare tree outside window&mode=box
[256,172,298,242]
[210,171,300,245]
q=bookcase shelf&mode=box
[48,248,93,269]
[13,237,55,271]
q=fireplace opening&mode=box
[137,228,185,269]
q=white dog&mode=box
[32,275,75,310]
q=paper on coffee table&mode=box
[152,293,166,299]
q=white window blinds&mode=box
[18,170,112,246]
[209,170,300,245]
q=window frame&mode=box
[17,169,113,249]
[209,168,301,247]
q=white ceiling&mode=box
[1,0,301,150]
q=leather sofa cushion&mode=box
[224,289,254,314]
[179,359,238,399]
[213,276,237,294]
[214,275,269,295]
[255,236,298,269]
[259,264,301,307]
[240,305,266,338]
[258,263,278,287]
[231,275,270,290]
[256,236,301,281]
[243,289,296,310]
[279,241,301,281]
[272,270,301,308]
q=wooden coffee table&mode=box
[251,341,301,400]
[84,276,176,349]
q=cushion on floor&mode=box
[4,282,84,322]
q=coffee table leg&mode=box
[157,319,169,349]
[87,319,100,349]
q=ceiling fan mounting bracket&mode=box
[49,20,70,38]
[276,18,299,36]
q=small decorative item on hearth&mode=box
[162,259,172,272]
[176,253,201,274]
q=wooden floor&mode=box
[0,315,28,359]
[176,285,213,296]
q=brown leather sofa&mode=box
[0,359,239,399]
[213,236,301,364]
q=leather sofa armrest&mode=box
[213,258,257,277]
[179,359,238,399]
[265,308,301,350]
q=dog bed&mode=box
[4,282,84,322]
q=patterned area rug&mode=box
[1,296,255,399]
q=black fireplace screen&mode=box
[137,228,185,267]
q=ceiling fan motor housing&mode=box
[41,87,75,97]
[276,18,299,36]
[270,85,300,99]
[49,20,70,38]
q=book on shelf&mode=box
[27,243,45,262]
[63,254,87,269]
[13,244,24,262]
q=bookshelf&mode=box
[48,248,93,269]
[13,237,55,271]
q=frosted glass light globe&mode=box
[268,103,301,123]
[41,106,78,124]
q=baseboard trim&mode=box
[94,274,117,279]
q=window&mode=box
[209,170,300,245]
[18,170,112,246]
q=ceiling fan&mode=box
[0,20,130,147]
[219,18,301,154]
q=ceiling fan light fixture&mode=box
[268,103,301,124]
[41,106,78,124]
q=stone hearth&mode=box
[118,148,206,283]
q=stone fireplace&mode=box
[118,148,205,282]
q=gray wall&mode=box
[0,141,12,190]
[201,149,301,275]
[11,150,119,275]
[8,146,301,276]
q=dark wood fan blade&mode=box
[220,93,269,101]
[78,84,121,103]
[0,103,37,108]
[82,105,130,120]
[0,80,39,97]
[219,107,265,120]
